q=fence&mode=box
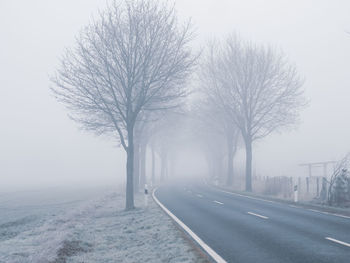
[229,175,329,202]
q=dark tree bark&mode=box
[51,0,195,210]
[133,140,140,193]
[160,150,168,182]
[140,141,147,189]
[226,132,234,186]
[151,145,155,185]
[214,154,223,184]
[161,156,165,182]
[126,125,135,210]
[244,136,253,192]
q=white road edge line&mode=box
[213,200,224,205]
[247,212,269,219]
[196,194,203,198]
[325,237,350,248]
[152,189,227,263]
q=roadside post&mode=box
[294,185,298,202]
[144,184,148,207]
[214,176,219,186]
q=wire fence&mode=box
[229,175,329,202]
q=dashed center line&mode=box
[307,209,320,213]
[216,186,350,220]
[213,200,224,205]
[196,194,203,198]
[247,212,269,219]
[218,189,276,204]
[326,237,350,248]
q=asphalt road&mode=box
[154,181,350,263]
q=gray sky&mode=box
[1,0,349,190]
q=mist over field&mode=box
[0,0,349,192]
[1,1,350,262]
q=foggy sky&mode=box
[1,0,350,190]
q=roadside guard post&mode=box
[294,185,298,203]
[144,184,148,207]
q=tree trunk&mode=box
[160,150,167,182]
[161,153,165,182]
[165,152,168,179]
[214,153,223,184]
[218,156,223,183]
[166,152,169,179]
[133,141,140,193]
[226,133,234,186]
[151,146,155,185]
[126,125,135,210]
[140,142,147,189]
[206,155,213,179]
[244,136,253,192]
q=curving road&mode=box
[154,180,350,263]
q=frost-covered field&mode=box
[0,187,207,263]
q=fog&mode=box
[1,0,350,191]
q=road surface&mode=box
[154,181,350,263]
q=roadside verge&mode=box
[152,188,227,263]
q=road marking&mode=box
[325,237,350,248]
[217,189,276,204]
[213,200,224,205]
[247,212,269,219]
[153,189,227,263]
[196,194,203,198]
[307,208,350,219]
[214,187,350,220]
[307,209,320,213]
[288,205,299,208]
[331,213,350,219]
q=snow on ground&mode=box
[0,189,208,263]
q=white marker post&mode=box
[144,184,149,208]
[294,185,298,203]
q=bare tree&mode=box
[192,116,226,183]
[134,111,155,191]
[148,110,187,181]
[192,97,240,185]
[201,36,305,192]
[51,0,195,209]
[328,153,350,206]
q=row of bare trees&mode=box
[197,36,305,191]
[133,110,181,192]
[191,97,239,186]
[51,0,306,209]
[51,0,195,209]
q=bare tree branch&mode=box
[51,0,196,209]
